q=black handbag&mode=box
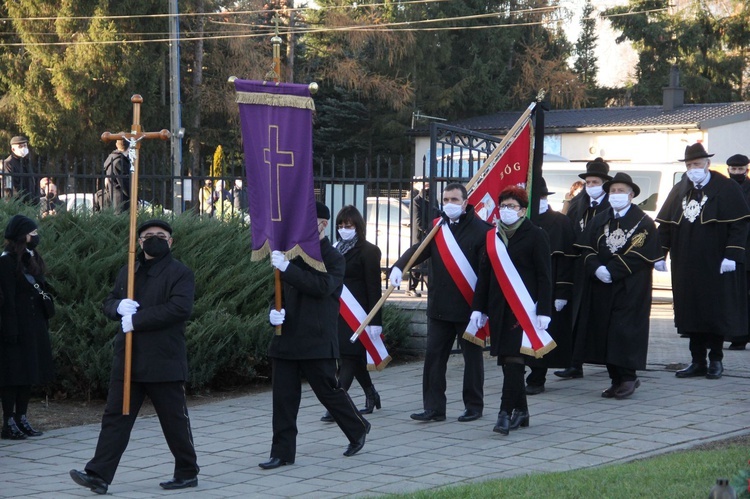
[24,273,55,319]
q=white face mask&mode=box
[586,185,604,200]
[443,202,464,220]
[686,168,708,184]
[338,228,356,241]
[608,193,631,211]
[539,199,548,214]
[499,208,521,225]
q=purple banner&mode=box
[235,79,324,270]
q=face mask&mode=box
[338,228,356,241]
[443,203,464,220]
[730,173,746,184]
[16,147,29,158]
[499,208,521,225]
[585,185,604,200]
[27,234,40,250]
[539,199,548,214]
[608,193,631,211]
[143,237,170,258]
[686,168,708,184]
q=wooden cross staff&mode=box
[101,94,170,415]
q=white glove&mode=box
[271,250,289,272]
[366,325,383,340]
[116,298,140,316]
[536,315,551,330]
[720,258,736,274]
[389,267,403,287]
[269,309,286,326]
[654,260,667,272]
[469,311,487,330]
[554,299,567,312]
[121,314,133,334]
[595,266,612,283]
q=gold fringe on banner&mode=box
[462,331,487,347]
[367,355,392,372]
[251,241,327,273]
[520,339,557,359]
[236,91,315,111]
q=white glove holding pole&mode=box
[269,309,286,326]
[554,299,567,312]
[117,298,140,316]
[595,266,612,283]
[366,326,382,340]
[654,260,667,272]
[271,250,290,272]
[389,267,403,287]
[720,258,736,274]
[469,311,486,330]
[536,315,551,330]
[121,314,133,334]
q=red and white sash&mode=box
[485,231,556,358]
[339,285,391,371]
[433,219,490,346]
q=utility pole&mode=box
[169,0,185,214]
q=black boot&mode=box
[493,411,510,435]
[15,414,43,437]
[509,410,530,430]
[1,416,28,440]
[359,386,381,414]
[320,411,334,422]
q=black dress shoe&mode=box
[343,422,371,457]
[320,411,334,422]
[675,363,707,378]
[493,411,510,435]
[553,367,583,379]
[70,469,108,495]
[728,343,747,350]
[258,457,291,470]
[601,383,620,398]
[706,360,724,379]
[614,379,641,399]
[159,477,198,490]
[410,410,446,422]
[15,415,43,437]
[509,410,530,430]
[457,410,482,422]
[525,384,545,395]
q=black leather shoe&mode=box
[675,363,707,378]
[493,411,510,435]
[706,360,724,379]
[1,418,27,440]
[728,343,747,350]
[343,422,371,457]
[525,384,545,395]
[320,411,334,422]
[614,379,641,399]
[457,410,482,422]
[509,410,530,430]
[410,410,446,422]
[159,477,198,490]
[15,415,43,437]
[70,469,108,495]
[553,367,583,379]
[258,457,291,470]
[601,384,620,398]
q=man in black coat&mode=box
[70,219,199,494]
[102,139,131,214]
[2,135,38,204]
[725,153,750,350]
[390,183,492,423]
[260,201,371,470]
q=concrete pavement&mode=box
[2,301,750,498]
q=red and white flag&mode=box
[339,285,391,371]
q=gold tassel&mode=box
[236,91,315,111]
[520,339,558,359]
[462,332,486,347]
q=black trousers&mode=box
[339,354,373,392]
[688,333,725,363]
[270,357,369,463]
[422,318,484,415]
[85,379,199,484]
[606,364,636,384]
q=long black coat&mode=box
[102,150,131,211]
[473,220,552,359]
[0,252,54,386]
[269,237,346,360]
[394,206,492,323]
[567,191,610,235]
[656,171,750,337]
[336,238,382,357]
[574,205,662,369]
[2,154,38,203]
[103,252,194,382]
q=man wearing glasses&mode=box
[71,219,199,494]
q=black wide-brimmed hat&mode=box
[537,177,555,196]
[4,214,37,241]
[137,219,173,236]
[316,201,330,220]
[727,154,749,167]
[679,143,714,162]
[603,172,641,197]
[578,157,612,180]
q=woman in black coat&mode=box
[0,215,54,440]
[322,206,383,421]
[472,187,552,435]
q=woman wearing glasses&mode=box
[471,186,552,435]
[0,214,54,440]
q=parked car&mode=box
[58,193,171,214]
[365,197,412,268]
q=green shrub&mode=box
[382,304,411,353]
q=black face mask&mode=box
[730,173,746,184]
[142,237,170,258]
[27,234,40,250]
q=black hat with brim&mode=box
[726,154,749,167]
[603,172,641,197]
[679,143,714,161]
[137,219,173,236]
[538,177,555,196]
[578,157,612,180]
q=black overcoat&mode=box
[394,206,492,323]
[2,154,38,203]
[472,219,552,359]
[0,252,54,386]
[269,237,346,360]
[103,252,194,382]
[656,171,750,337]
[336,238,382,357]
[574,205,662,369]
[567,191,610,235]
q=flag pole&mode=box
[270,18,284,335]
[350,100,539,343]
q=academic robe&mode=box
[574,205,662,370]
[656,172,750,337]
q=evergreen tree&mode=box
[573,0,598,88]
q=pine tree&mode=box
[574,0,598,88]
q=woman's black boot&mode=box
[360,386,381,414]
[493,411,510,435]
[15,414,43,436]
[509,410,530,430]
[1,416,28,440]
